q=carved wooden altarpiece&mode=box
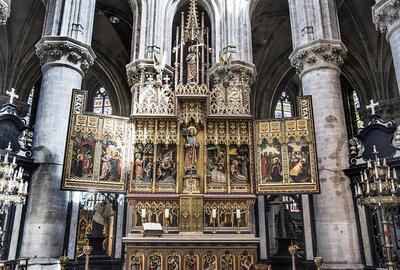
[61,0,320,268]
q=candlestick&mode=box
[391,179,396,193]
[366,180,370,194]
[379,181,383,193]
[394,168,397,179]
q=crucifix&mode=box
[6,88,19,104]
[366,99,379,115]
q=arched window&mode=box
[93,87,112,115]
[274,90,294,119]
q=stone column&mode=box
[288,0,363,268]
[373,0,400,93]
[290,40,363,270]
[0,0,10,25]
[19,0,96,269]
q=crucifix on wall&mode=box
[366,99,379,116]
[6,88,19,104]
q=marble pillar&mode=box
[19,0,96,268]
[290,40,363,269]
[373,0,400,93]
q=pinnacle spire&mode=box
[184,0,200,42]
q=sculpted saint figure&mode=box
[184,126,199,175]
[186,46,197,83]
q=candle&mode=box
[236,209,241,219]
[388,166,391,178]
[375,167,379,179]
[18,181,23,193]
[358,184,362,195]
[367,160,372,168]
[165,208,170,219]
[391,179,396,192]
[366,181,370,194]
[373,145,377,153]
[7,142,11,149]
[23,182,28,194]
[360,172,364,183]
[394,168,398,179]
[212,208,217,219]
[12,156,16,165]
[5,153,8,163]
[141,208,146,218]
[379,181,383,193]
[364,170,368,181]
[383,158,387,166]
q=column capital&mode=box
[373,0,400,37]
[36,36,96,76]
[289,40,347,77]
[209,60,257,86]
[0,0,10,25]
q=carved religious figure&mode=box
[92,199,115,235]
[131,255,143,270]
[186,46,197,83]
[167,255,179,270]
[184,126,199,175]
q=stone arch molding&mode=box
[127,0,254,64]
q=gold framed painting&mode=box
[62,90,129,192]
[255,96,319,194]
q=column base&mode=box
[25,257,61,270]
[320,263,364,270]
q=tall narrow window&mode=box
[274,90,294,119]
[352,91,364,129]
[25,87,35,125]
[93,87,112,115]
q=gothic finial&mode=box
[184,0,200,42]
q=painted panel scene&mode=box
[229,145,249,184]
[260,139,283,183]
[99,138,123,182]
[206,144,227,184]
[288,137,311,183]
[133,143,154,184]
[156,144,177,184]
[71,133,96,178]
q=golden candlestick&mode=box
[83,245,93,270]
[288,242,299,270]
[59,255,69,270]
[314,256,323,270]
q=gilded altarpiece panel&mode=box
[256,96,319,194]
[62,91,128,192]
[130,119,179,193]
[126,247,256,270]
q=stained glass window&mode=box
[274,90,293,119]
[352,91,363,129]
[25,87,35,125]
[93,87,112,115]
